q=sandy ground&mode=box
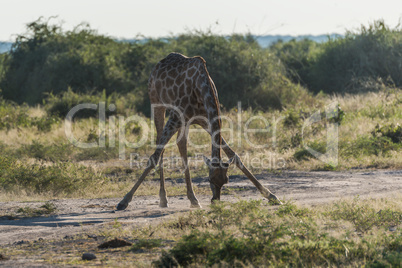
[0,170,401,246]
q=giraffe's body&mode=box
[117,53,281,210]
[149,53,213,124]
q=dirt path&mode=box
[1,170,401,246]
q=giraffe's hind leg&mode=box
[177,126,201,208]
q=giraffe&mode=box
[116,53,281,210]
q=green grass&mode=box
[154,199,401,267]
[131,239,163,251]
[16,201,57,217]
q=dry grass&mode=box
[0,89,401,200]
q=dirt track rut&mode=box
[1,170,401,245]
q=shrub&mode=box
[44,88,138,118]
[18,140,73,162]
[293,141,327,160]
[0,97,58,131]
[344,123,402,158]
[372,123,402,143]
[308,20,402,93]
[0,18,134,105]
[270,38,322,87]
[0,98,32,130]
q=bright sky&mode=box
[0,0,401,41]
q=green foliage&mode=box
[308,20,402,93]
[0,96,59,131]
[0,18,311,115]
[372,123,402,143]
[1,18,134,104]
[44,88,138,118]
[283,109,302,128]
[1,18,401,116]
[18,140,73,162]
[293,141,327,160]
[271,21,402,95]
[344,136,399,157]
[0,98,32,130]
[16,201,57,217]
[270,38,322,87]
[344,123,402,157]
[156,200,402,267]
[0,154,108,196]
[328,196,401,232]
[276,200,311,217]
[131,239,163,250]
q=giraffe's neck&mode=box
[209,106,222,161]
[194,61,223,162]
[201,81,222,162]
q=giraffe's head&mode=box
[203,156,235,202]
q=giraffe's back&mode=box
[148,53,209,119]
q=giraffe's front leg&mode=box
[221,137,282,205]
[116,153,160,210]
[159,150,168,207]
[177,127,202,208]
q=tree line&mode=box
[0,18,400,116]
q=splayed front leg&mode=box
[159,150,169,208]
[176,126,202,209]
[116,153,160,210]
[220,138,282,205]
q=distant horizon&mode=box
[0,33,343,54]
[0,0,401,42]
[0,29,344,43]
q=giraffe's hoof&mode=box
[190,203,202,208]
[268,194,283,205]
[159,202,169,208]
[116,202,128,210]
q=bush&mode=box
[0,18,135,105]
[0,18,310,115]
[0,98,32,130]
[344,123,402,158]
[0,97,58,131]
[308,20,402,93]
[270,38,322,87]
[44,88,138,118]
[18,140,73,162]
[372,123,402,143]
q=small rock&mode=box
[82,253,96,260]
[389,226,397,232]
[87,234,98,240]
